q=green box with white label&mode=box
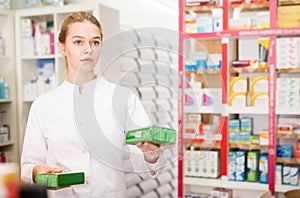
[126,126,176,145]
[36,172,85,188]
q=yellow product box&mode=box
[277,21,300,28]
[250,76,268,93]
[251,92,268,107]
[259,130,269,146]
[229,92,246,107]
[230,77,248,93]
[277,5,300,13]
[258,38,269,69]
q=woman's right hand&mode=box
[32,164,62,183]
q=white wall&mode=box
[12,0,178,30]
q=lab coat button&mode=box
[150,170,156,175]
[82,150,86,153]
[85,180,89,184]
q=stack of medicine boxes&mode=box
[228,118,268,183]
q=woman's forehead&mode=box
[67,22,101,37]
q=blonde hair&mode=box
[58,11,103,44]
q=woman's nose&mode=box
[84,42,92,53]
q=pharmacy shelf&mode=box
[277,158,300,164]
[277,68,300,73]
[21,55,56,60]
[229,106,268,114]
[185,28,300,39]
[0,99,12,103]
[185,69,221,75]
[230,2,269,11]
[23,99,35,103]
[184,142,221,150]
[184,5,221,12]
[184,177,268,191]
[0,142,13,148]
[277,134,300,139]
[275,184,300,193]
[229,144,268,150]
[230,68,267,74]
[276,107,300,115]
[185,105,224,114]
[278,0,300,6]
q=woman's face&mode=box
[59,21,102,74]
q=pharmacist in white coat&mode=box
[21,11,171,197]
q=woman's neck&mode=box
[67,71,96,91]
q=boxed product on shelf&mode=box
[229,18,252,31]
[184,150,220,178]
[239,131,251,144]
[251,92,268,107]
[197,16,213,33]
[229,119,240,132]
[240,118,253,132]
[276,37,300,69]
[247,151,259,182]
[228,151,236,181]
[258,37,269,69]
[276,164,282,185]
[230,77,247,93]
[0,0,10,8]
[259,153,268,184]
[259,130,269,146]
[236,151,247,182]
[250,135,260,145]
[35,172,85,188]
[125,126,177,145]
[277,5,300,28]
[277,124,293,134]
[231,60,258,68]
[277,145,293,158]
[290,167,299,186]
[229,92,246,107]
[283,166,291,185]
[250,76,268,93]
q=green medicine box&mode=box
[126,126,177,145]
[36,172,85,188]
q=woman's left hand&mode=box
[136,142,174,164]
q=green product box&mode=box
[36,172,85,188]
[247,151,259,182]
[126,126,176,145]
[250,135,260,145]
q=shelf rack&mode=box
[179,0,300,197]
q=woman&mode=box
[21,11,170,197]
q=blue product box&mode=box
[240,118,253,132]
[229,131,239,144]
[236,151,246,181]
[239,131,251,144]
[228,151,236,181]
[229,119,240,132]
[259,154,268,184]
[277,145,293,158]
[196,59,207,70]
[185,64,197,70]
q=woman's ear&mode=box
[58,41,65,56]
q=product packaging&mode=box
[126,126,177,145]
[35,172,85,188]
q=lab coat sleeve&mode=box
[125,93,165,178]
[21,101,47,184]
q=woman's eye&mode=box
[92,41,100,46]
[74,41,82,45]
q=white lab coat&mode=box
[21,77,164,198]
